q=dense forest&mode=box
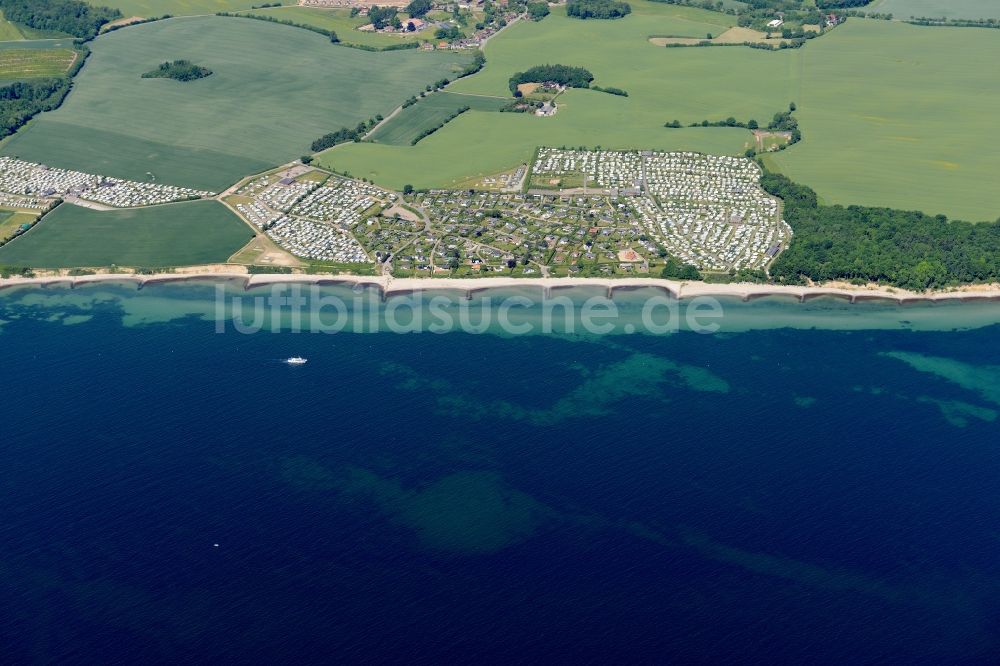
[141,60,212,82]
[368,5,400,30]
[404,0,431,18]
[762,172,1000,290]
[660,257,702,280]
[566,0,632,20]
[435,25,462,39]
[0,0,121,39]
[527,2,550,20]
[311,127,363,152]
[0,78,73,138]
[509,64,594,94]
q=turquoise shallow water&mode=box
[2,283,1000,662]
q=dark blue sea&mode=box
[2,282,1000,663]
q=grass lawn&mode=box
[334,9,1000,221]
[0,200,252,268]
[1,16,469,191]
[369,92,509,146]
[0,209,14,239]
[95,0,287,19]
[869,0,1000,20]
[0,12,24,41]
[0,209,37,241]
[240,6,426,48]
[0,48,76,79]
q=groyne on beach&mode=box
[4,272,1000,306]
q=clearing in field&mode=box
[752,130,791,152]
[649,26,772,46]
[332,10,1000,221]
[0,10,70,41]
[368,92,509,146]
[0,16,469,192]
[869,0,1000,20]
[0,208,38,242]
[0,200,252,268]
[0,11,25,41]
[0,48,76,79]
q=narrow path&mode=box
[363,105,401,141]
[62,195,113,211]
[447,92,509,100]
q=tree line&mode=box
[907,17,1000,29]
[591,85,628,97]
[218,12,339,43]
[665,104,801,153]
[310,114,383,151]
[816,0,871,8]
[410,106,471,145]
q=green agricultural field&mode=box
[240,6,426,48]
[334,9,1000,221]
[323,3,772,189]
[96,0,282,19]
[0,38,76,50]
[0,48,76,79]
[870,0,1000,20]
[768,19,1000,221]
[321,93,750,189]
[451,0,736,98]
[0,200,252,268]
[0,16,469,191]
[368,92,509,146]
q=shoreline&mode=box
[3,271,1000,305]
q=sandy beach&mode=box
[3,268,1000,305]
